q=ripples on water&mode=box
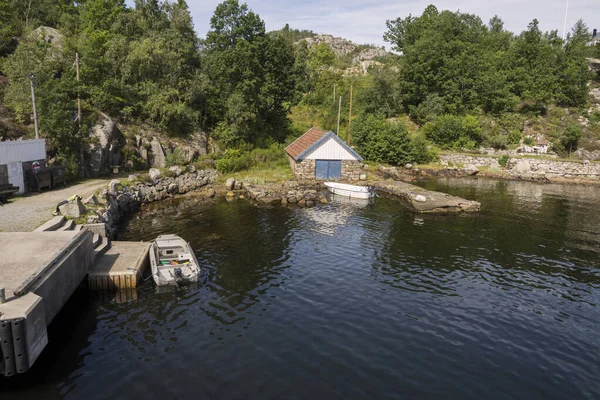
[3,178,600,400]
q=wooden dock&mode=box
[88,241,151,290]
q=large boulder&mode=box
[87,113,126,177]
[464,164,479,176]
[150,137,166,168]
[225,178,236,191]
[149,168,162,181]
[169,165,183,176]
[59,198,86,218]
[512,160,531,175]
[108,179,120,196]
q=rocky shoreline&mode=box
[225,177,328,207]
[84,167,218,237]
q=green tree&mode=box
[351,114,432,165]
[202,0,297,146]
[559,124,583,155]
[558,20,592,107]
[509,20,561,113]
[423,115,483,149]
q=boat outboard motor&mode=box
[174,267,183,283]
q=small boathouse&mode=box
[285,128,363,181]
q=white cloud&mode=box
[131,0,600,48]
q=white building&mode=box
[285,128,363,181]
[0,139,46,194]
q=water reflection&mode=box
[119,198,294,326]
[3,179,600,400]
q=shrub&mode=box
[165,148,187,167]
[351,114,434,165]
[422,115,483,150]
[498,154,510,167]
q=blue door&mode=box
[315,160,342,180]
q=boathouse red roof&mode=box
[285,128,329,160]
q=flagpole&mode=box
[562,0,570,40]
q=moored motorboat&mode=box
[149,234,201,286]
[324,182,374,199]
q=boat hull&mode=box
[149,234,201,287]
[324,182,374,199]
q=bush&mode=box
[165,148,187,167]
[422,115,483,150]
[213,144,287,173]
[498,154,510,167]
[351,114,434,165]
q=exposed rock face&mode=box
[127,130,207,169]
[301,34,389,61]
[352,48,388,63]
[574,149,600,161]
[31,26,63,49]
[88,113,126,177]
[150,138,166,168]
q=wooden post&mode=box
[75,52,81,127]
[333,83,336,105]
[337,96,342,136]
[348,84,353,146]
[28,73,39,139]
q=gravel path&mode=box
[0,178,113,232]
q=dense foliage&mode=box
[352,114,434,165]
[0,1,597,174]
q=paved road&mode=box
[0,178,112,232]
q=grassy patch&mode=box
[218,162,293,185]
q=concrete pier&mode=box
[372,181,481,214]
[88,241,151,291]
[0,230,94,376]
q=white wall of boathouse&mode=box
[302,136,359,161]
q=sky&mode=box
[128,0,599,48]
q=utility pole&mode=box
[333,83,336,104]
[28,73,39,139]
[562,0,570,40]
[75,52,81,127]
[348,84,354,145]
[336,95,342,136]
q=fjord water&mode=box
[3,178,600,399]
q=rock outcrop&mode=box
[574,148,600,161]
[300,34,389,61]
[87,113,126,177]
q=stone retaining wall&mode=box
[89,167,218,237]
[440,154,600,179]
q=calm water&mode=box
[3,178,600,400]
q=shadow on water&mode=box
[2,179,600,400]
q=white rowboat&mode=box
[324,182,374,200]
[149,234,201,286]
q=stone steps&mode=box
[93,237,111,262]
[35,217,111,255]
[57,219,75,231]
[34,216,66,232]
